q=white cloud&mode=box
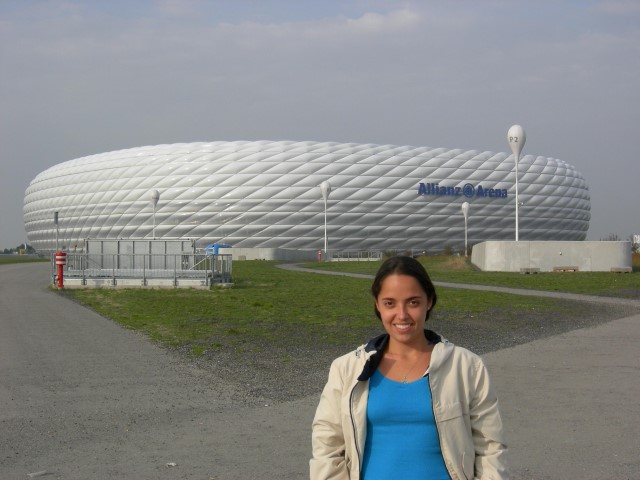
[345,9,421,33]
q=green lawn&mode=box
[65,259,639,359]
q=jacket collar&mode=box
[357,329,442,381]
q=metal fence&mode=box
[52,252,232,287]
[329,250,384,261]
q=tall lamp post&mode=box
[507,125,526,241]
[320,181,332,261]
[54,211,59,252]
[461,201,469,257]
[150,189,160,239]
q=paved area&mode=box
[0,263,309,479]
[489,312,640,479]
[1,262,639,479]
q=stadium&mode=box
[23,141,591,256]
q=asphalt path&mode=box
[1,262,639,479]
[0,263,310,479]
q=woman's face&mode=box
[375,274,432,346]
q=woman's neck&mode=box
[386,335,431,358]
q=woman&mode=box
[310,256,508,480]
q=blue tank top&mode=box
[361,369,450,480]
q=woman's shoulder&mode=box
[331,333,387,367]
[435,336,485,368]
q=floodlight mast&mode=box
[320,181,332,260]
[508,125,526,241]
[54,211,59,251]
[150,190,160,239]
[461,201,469,256]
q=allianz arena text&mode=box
[23,141,590,254]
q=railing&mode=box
[329,250,384,261]
[52,252,232,287]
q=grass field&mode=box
[65,258,640,358]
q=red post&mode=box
[55,251,67,288]
[317,249,323,262]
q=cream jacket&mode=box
[310,330,508,480]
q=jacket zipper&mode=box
[427,374,456,480]
[349,381,361,476]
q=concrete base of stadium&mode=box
[217,247,318,261]
[217,248,380,262]
[471,240,632,272]
[61,277,218,289]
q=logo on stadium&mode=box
[417,182,508,199]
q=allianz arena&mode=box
[24,141,590,254]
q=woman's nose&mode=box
[396,304,409,318]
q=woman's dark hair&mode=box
[371,256,437,321]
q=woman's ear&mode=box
[373,301,382,320]
[425,298,434,322]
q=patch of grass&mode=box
[189,344,208,357]
[68,262,370,353]
[67,260,593,357]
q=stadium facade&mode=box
[23,141,591,254]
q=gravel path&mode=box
[2,262,639,479]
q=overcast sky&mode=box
[1,0,638,249]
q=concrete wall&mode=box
[62,277,211,289]
[216,247,317,262]
[471,241,632,272]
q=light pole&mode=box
[150,190,160,239]
[320,181,332,261]
[54,211,59,252]
[508,125,526,241]
[461,201,469,257]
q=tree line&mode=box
[2,244,37,255]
